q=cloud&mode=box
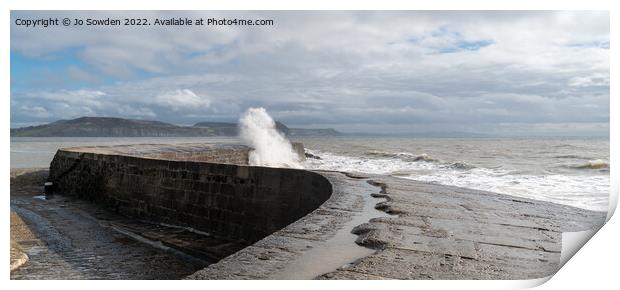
[19,105,50,118]
[115,105,157,118]
[36,89,107,109]
[154,89,210,111]
[9,11,609,135]
[66,66,100,84]
[568,74,610,88]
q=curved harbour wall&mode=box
[48,143,330,244]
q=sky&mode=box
[10,11,610,136]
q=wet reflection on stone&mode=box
[10,170,244,280]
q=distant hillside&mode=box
[11,117,342,137]
[191,121,238,136]
[10,117,219,137]
[288,128,343,137]
[193,121,290,136]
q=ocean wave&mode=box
[304,150,437,175]
[574,159,609,169]
[408,153,438,162]
[390,170,418,176]
[303,150,609,211]
[365,150,438,162]
[445,162,475,170]
[552,144,576,148]
[410,170,609,211]
[304,149,322,160]
[365,150,408,158]
[553,154,585,159]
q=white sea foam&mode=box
[238,107,302,168]
[303,149,609,211]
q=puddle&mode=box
[32,195,47,201]
[273,177,390,279]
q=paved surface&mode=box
[190,172,607,280]
[10,169,211,280]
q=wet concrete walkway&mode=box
[271,173,390,279]
[189,172,607,280]
[10,195,205,279]
[10,169,240,280]
[187,171,393,279]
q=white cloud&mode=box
[19,105,50,118]
[568,74,610,87]
[154,89,210,111]
[37,89,107,108]
[115,105,157,118]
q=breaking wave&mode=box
[574,159,609,170]
[238,107,302,168]
[365,150,438,162]
[303,149,609,211]
[553,155,584,159]
[445,162,476,170]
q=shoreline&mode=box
[10,211,32,272]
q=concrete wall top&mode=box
[61,143,249,159]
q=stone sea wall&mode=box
[48,144,329,244]
[146,147,250,164]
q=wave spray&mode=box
[238,107,302,168]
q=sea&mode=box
[10,136,610,212]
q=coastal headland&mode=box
[10,143,606,279]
